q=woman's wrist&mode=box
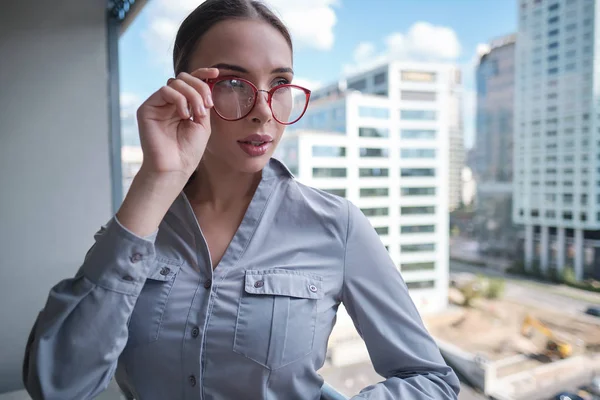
[116,168,190,237]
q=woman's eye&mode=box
[273,78,290,87]
[228,79,245,88]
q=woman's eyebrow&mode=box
[210,63,294,75]
[272,67,294,75]
[211,63,248,73]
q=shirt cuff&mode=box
[80,216,157,295]
[114,215,159,242]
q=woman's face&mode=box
[189,19,294,174]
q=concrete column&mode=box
[540,226,549,273]
[556,227,565,274]
[525,224,534,270]
[574,228,584,281]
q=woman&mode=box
[22,0,460,399]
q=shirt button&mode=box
[130,253,143,263]
[191,327,200,338]
[123,275,134,282]
[309,284,318,293]
[204,279,212,289]
[189,375,197,387]
[160,267,170,276]
[254,280,264,288]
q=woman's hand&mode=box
[116,68,219,237]
[136,68,219,178]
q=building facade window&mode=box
[400,109,437,120]
[400,129,436,139]
[400,206,435,215]
[401,243,436,253]
[401,168,435,177]
[360,168,389,177]
[400,148,436,158]
[361,207,389,217]
[312,167,347,178]
[373,72,387,85]
[374,226,389,235]
[401,187,436,196]
[360,187,389,197]
[400,90,437,102]
[401,225,435,234]
[348,79,367,91]
[360,148,389,158]
[401,262,435,272]
[322,188,346,197]
[400,70,437,82]
[359,127,389,138]
[312,145,346,157]
[359,106,389,119]
[406,280,436,290]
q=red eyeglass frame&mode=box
[204,76,312,125]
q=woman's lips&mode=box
[237,140,272,157]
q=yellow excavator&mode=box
[520,314,573,359]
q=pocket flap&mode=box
[244,270,324,299]
[147,257,183,281]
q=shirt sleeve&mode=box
[341,202,460,399]
[22,216,157,400]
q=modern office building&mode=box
[514,0,600,280]
[278,61,462,314]
[471,34,519,255]
[473,34,516,184]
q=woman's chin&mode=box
[236,155,272,174]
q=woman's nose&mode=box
[249,90,272,124]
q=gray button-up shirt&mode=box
[23,158,459,400]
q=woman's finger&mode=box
[156,85,190,120]
[176,72,213,108]
[169,77,207,120]
[190,67,220,80]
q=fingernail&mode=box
[197,105,206,116]
[206,95,213,107]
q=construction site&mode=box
[322,278,600,400]
[422,285,600,399]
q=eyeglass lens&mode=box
[211,79,307,123]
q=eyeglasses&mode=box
[205,76,311,125]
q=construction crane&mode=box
[520,314,573,359]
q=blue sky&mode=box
[119,0,517,149]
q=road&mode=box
[450,259,600,315]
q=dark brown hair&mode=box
[173,0,293,76]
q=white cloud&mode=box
[353,42,376,64]
[343,22,461,75]
[267,0,339,51]
[120,92,142,109]
[476,43,491,58]
[142,0,339,72]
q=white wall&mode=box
[0,0,113,393]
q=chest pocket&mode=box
[233,269,323,370]
[126,256,183,349]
